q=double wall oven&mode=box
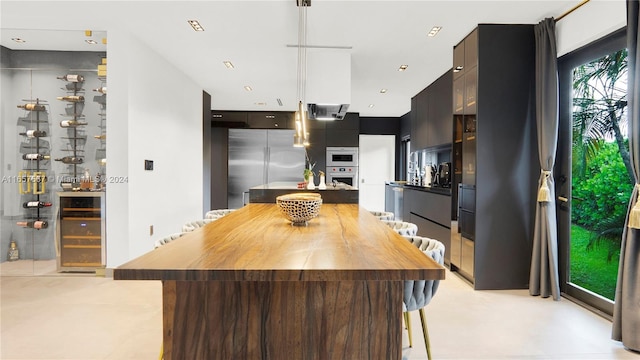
[326,147,359,187]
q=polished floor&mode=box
[1,260,638,360]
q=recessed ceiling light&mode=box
[11,38,26,43]
[85,39,98,45]
[427,26,442,37]
[398,65,408,71]
[188,20,205,32]
[369,104,375,108]
[244,86,253,92]
[223,61,234,69]
[255,102,267,106]
[380,89,388,94]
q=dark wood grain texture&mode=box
[162,280,401,360]
[114,204,444,360]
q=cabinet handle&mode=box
[557,196,568,203]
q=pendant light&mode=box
[294,0,310,147]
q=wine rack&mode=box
[56,74,87,190]
[17,98,52,232]
[93,57,106,188]
[56,192,105,272]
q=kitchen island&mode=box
[114,203,444,359]
[249,181,359,204]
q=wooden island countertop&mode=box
[114,203,445,359]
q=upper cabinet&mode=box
[211,111,248,128]
[211,111,294,129]
[247,111,294,129]
[411,87,429,150]
[410,69,453,151]
[325,112,360,147]
[427,70,453,148]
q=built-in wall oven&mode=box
[326,147,359,187]
[326,166,359,187]
[326,147,358,167]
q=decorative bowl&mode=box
[276,193,322,226]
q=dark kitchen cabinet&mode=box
[306,128,327,175]
[427,70,453,148]
[211,111,248,127]
[411,70,452,151]
[410,87,428,151]
[247,111,294,129]
[453,39,465,79]
[450,24,537,290]
[404,187,452,265]
[326,112,359,146]
[410,96,418,146]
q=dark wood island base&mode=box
[162,280,401,359]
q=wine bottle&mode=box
[17,103,46,111]
[55,156,83,164]
[59,120,88,128]
[7,240,19,261]
[57,95,84,102]
[22,153,51,161]
[16,220,48,229]
[57,74,84,83]
[23,201,52,208]
[19,130,47,138]
[93,86,107,94]
[94,134,106,140]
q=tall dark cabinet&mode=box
[450,24,538,290]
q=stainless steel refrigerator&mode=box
[228,129,305,208]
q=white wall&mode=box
[556,0,626,57]
[107,30,203,267]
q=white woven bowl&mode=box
[276,193,322,226]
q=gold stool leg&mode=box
[158,343,163,360]
[419,308,432,360]
[404,311,413,348]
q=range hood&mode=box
[307,103,349,120]
[305,50,351,120]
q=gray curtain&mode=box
[529,18,561,301]
[612,0,640,350]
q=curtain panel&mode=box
[529,17,561,301]
[612,0,640,351]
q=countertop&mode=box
[251,181,358,191]
[114,203,444,281]
[386,181,452,196]
[249,182,359,203]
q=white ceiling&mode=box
[1,0,579,117]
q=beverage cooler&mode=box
[56,192,105,272]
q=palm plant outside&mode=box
[571,49,630,300]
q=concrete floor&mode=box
[0,259,638,360]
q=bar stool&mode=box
[369,210,395,221]
[204,208,236,219]
[154,233,185,248]
[181,218,217,232]
[402,236,445,360]
[381,220,418,237]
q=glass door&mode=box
[558,28,628,315]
